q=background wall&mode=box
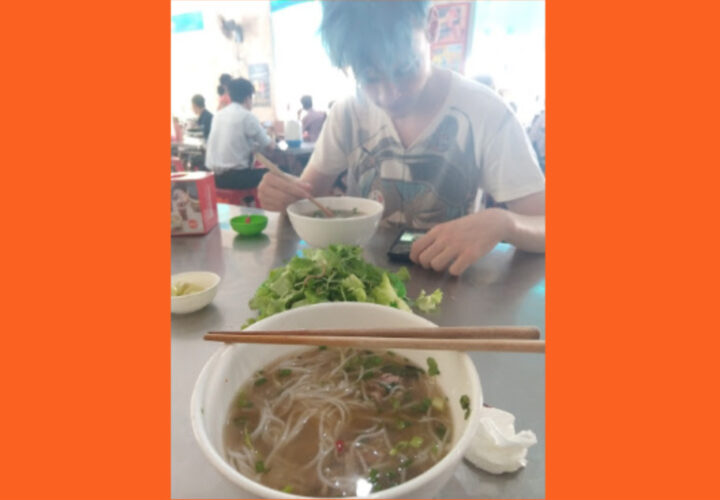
[171,0,545,127]
[171,1,276,123]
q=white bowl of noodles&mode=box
[191,302,482,499]
[286,196,383,247]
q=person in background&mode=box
[205,78,272,189]
[191,94,213,140]
[298,95,327,143]
[217,73,232,110]
[258,1,544,276]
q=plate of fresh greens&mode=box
[243,245,443,328]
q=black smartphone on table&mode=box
[387,228,428,262]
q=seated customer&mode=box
[191,94,213,140]
[258,1,544,276]
[205,78,272,189]
[217,73,232,110]
[299,95,327,142]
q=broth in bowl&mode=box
[223,347,452,497]
[306,208,365,219]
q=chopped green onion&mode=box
[363,355,383,368]
[278,369,292,378]
[318,345,327,350]
[369,468,379,484]
[431,397,445,411]
[399,458,414,469]
[412,397,432,413]
[236,392,253,408]
[460,394,471,420]
[410,436,424,448]
[427,357,440,376]
[362,370,376,380]
[282,485,293,493]
[244,424,256,452]
[395,419,410,430]
[390,440,408,455]
[255,460,267,473]
[254,377,268,387]
[434,424,447,439]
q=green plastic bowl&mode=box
[230,215,268,236]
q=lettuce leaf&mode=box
[242,245,442,327]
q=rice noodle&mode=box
[222,347,453,497]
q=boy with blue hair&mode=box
[259,1,545,276]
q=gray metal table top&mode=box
[172,204,545,499]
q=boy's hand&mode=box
[257,171,313,213]
[410,209,512,276]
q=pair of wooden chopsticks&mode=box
[204,326,545,353]
[255,153,335,218]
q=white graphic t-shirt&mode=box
[306,71,545,229]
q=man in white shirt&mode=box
[258,1,545,275]
[205,78,272,189]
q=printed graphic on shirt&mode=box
[346,111,479,229]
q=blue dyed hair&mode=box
[320,1,431,81]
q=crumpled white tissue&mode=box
[464,406,537,474]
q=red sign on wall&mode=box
[431,2,471,74]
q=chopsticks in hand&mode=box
[255,153,335,218]
[204,326,545,353]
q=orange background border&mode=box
[2,0,719,499]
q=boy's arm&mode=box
[410,190,545,276]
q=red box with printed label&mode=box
[171,171,218,235]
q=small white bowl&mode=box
[171,271,221,314]
[286,196,383,247]
[191,302,482,499]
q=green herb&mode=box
[412,397,432,413]
[363,355,383,369]
[242,245,442,327]
[460,394,471,420]
[390,440,409,455]
[277,369,292,378]
[385,470,399,484]
[410,436,424,448]
[427,357,440,376]
[431,397,445,411]
[434,423,447,439]
[395,419,410,430]
[236,392,253,408]
[386,350,396,356]
[369,468,379,484]
[255,460,267,473]
[254,377,268,387]
[381,363,424,379]
[244,424,256,452]
[415,289,443,312]
[395,267,411,282]
[318,345,327,350]
[362,370,376,380]
[282,485,293,493]
[399,458,414,469]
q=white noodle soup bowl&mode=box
[191,302,483,499]
[286,196,384,247]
